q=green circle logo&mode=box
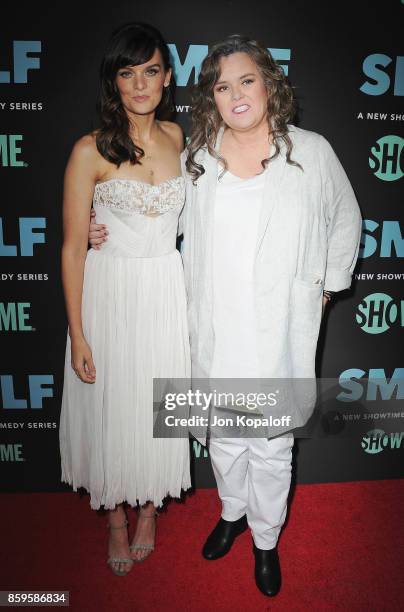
[361,429,387,454]
[355,292,398,334]
[369,135,404,181]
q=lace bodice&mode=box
[93,176,185,216]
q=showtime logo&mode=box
[369,135,404,181]
[0,303,33,331]
[355,293,404,334]
[361,429,404,454]
[0,444,24,462]
[0,135,25,167]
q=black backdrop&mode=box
[1,0,403,492]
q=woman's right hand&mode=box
[70,335,96,383]
[89,209,108,249]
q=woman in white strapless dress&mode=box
[59,23,190,576]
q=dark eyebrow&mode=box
[215,72,256,86]
[119,63,162,71]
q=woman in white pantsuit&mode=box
[180,35,362,597]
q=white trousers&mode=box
[209,434,294,549]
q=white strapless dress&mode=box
[59,177,191,509]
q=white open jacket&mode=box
[179,125,362,442]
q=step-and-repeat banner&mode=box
[1,1,403,491]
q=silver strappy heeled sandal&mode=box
[130,512,158,562]
[107,519,134,576]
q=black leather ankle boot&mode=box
[253,542,281,597]
[202,515,248,560]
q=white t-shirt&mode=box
[210,166,267,379]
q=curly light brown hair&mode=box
[186,34,300,181]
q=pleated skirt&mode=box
[59,249,191,509]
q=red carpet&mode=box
[1,481,403,611]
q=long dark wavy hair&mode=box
[96,22,174,167]
[186,35,300,182]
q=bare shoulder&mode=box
[159,121,184,152]
[66,132,106,180]
[70,132,100,161]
